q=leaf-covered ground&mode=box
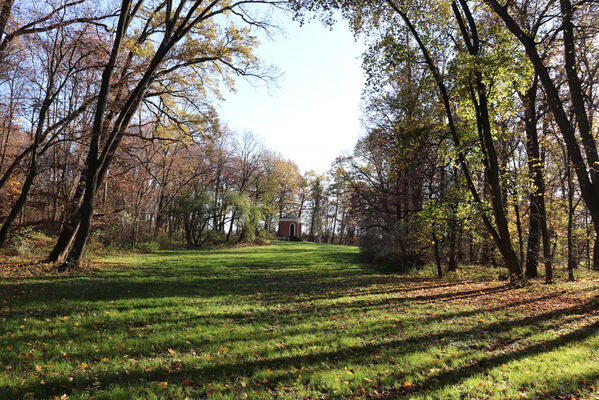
[1,242,599,399]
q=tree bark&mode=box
[432,232,443,277]
[522,79,541,278]
[447,217,457,272]
[0,0,13,45]
[565,150,575,282]
[58,0,133,270]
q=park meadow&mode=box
[4,0,599,398]
[1,242,598,399]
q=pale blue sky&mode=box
[217,12,366,174]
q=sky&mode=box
[217,11,367,174]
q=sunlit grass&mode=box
[1,241,598,399]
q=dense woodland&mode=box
[1,0,599,283]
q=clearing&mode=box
[1,242,599,399]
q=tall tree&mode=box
[56,0,279,269]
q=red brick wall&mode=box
[277,221,301,238]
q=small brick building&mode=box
[277,214,301,240]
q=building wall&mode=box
[277,220,302,238]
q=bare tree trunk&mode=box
[432,232,442,278]
[0,71,55,246]
[566,154,575,282]
[58,0,132,270]
[486,0,599,271]
[522,79,541,278]
[0,148,39,245]
[0,0,13,44]
[447,217,457,272]
[154,191,165,238]
[226,210,236,242]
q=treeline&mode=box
[5,0,599,284]
[292,0,599,283]
[0,0,298,268]
[0,0,360,266]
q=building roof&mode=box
[280,213,299,221]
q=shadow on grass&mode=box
[1,243,598,398]
[4,298,598,399]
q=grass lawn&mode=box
[1,241,599,399]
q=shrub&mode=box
[155,233,184,250]
[205,231,226,245]
[136,241,160,253]
[251,237,272,247]
[7,226,53,256]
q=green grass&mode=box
[1,241,599,399]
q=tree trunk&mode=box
[0,74,55,246]
[432,232,442,278]
[0,0,13,46]
[486,0,599,271]
[385,0,523,282]
[567,189,575,282]
[226,210,236,242]
[154,191,165,239]
[0,149,38,246]
[447,217,457,272]
[522,79,541,278]
[57,0,132,270]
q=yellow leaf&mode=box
[35,365,42,371]
[159,381,168,389]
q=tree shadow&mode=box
[2,243,598,399]
[4,300,598,399]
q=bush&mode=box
[205,231,226,245]
[251,237,272,247]
[155,233,184,250]
[136,241,160,253]
[360,233,424,273]
[6,226,53,256]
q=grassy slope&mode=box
[1,241,599,399]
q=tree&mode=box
[0,20,101,246]
[484,0,599,270]
[56,0,280,270]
